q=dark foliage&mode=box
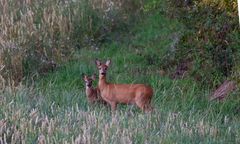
[167,0,240,86]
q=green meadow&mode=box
[0,0,239,143]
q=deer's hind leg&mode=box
[110,102,117,111]
[135,92,146,111]
[135,93,152,112]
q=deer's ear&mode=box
[105,60,111,67]
[95,59,101,66]
[91,74,96,80]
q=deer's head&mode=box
[95,59,111,76]
[83,74,96,88]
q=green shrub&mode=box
[166,0,240,86]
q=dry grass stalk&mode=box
[210,80,237,101]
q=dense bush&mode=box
[165,0,240,86]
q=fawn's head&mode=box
[83,74,96,87]
[95,59,111,76]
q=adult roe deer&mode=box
[83,74,106,105]
[95,59,153,112]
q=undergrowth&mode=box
[165,0,240,86]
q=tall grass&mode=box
[0,63,239,143]
[0,0,78,85]
[0,0,137,86]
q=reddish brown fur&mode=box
[95,60,153,112]
[83,75,106,105]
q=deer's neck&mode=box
[98,75,108,90]
[86,87,94,95]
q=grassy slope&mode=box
[1,12,240,143]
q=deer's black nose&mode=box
[101,72,106,75]
[87,84,91,87]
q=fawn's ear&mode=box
[105,60,111,67]
[91,74,96,80]
[95,59,101,66]
[82,73,87,80]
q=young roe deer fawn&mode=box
[95,59,153,112]
[83,74,106,105]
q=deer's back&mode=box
[100,83,153,104]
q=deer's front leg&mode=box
[110,102,117,111]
